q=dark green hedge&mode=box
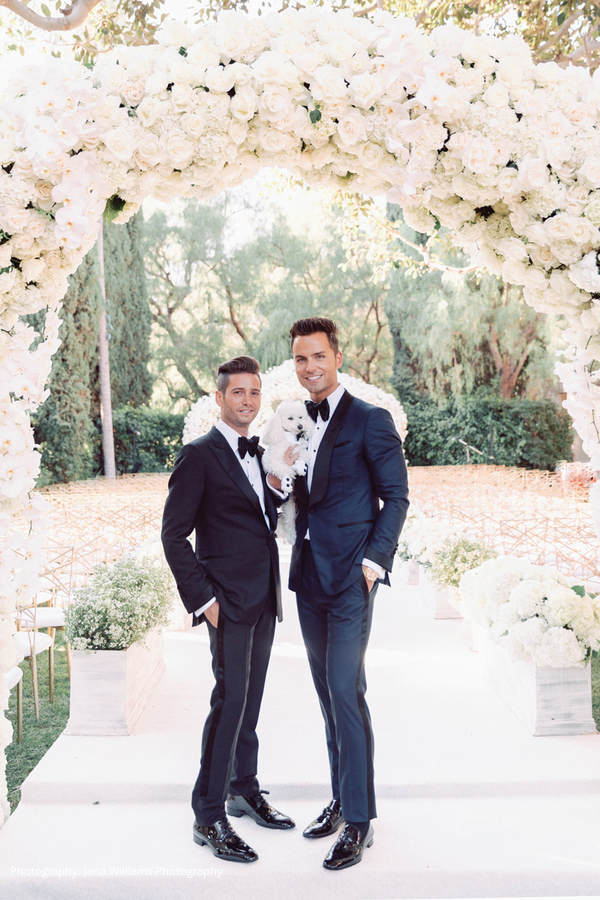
[97,407,185,475]
[404,397,573,470]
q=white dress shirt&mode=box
[304,384,384,580]
[194,419,270,617]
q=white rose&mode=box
[350,72,384,110]
[566,102,595,127]
[169,58,193,85]
[293,47,328,77]
[312,64,347,100]
[0,207,29,234]
[523,267,549,293]
[0,242,12,267]
[340,50,372,81]
[483,82,510,108]
[144,71,171,95]
[0,269,16,292]
[134,99,160,131]
[93,96,127,128]
[164,132,194,169]
[529,244,557,269]
[134,135,165,169]
[497,237,527,261]
[229,63,253,86]
[27,213,47,240]
[545,111,571,141]
[228,120,248,145]
[257,127,289,154]
[101,64,127,94]
[310,144,336,169]
[501,258,529,285]
[187,40,221,70]
[496,55,528,86]
[462,137,495,175]
[11,231,34,255]
[544,213,573,243]
[21,257,45,283]
[455,66,485,96]
[121,80,145,107]
[231,87,257,121]
[356,141,385,170]
[323,97,349,119]
[578,158,600,189]
[170,83,196,112]
[34,180,54,203]
[157,20,190,48]
[181,113,205,138]
[44,249,62,269]
[517,156,549,191]
[103,127,137,163]
[570,216,599,245]
[325,37,358,65]
[534,62,562,86]
[337,109,367,146]
[214,28,250,63]
[204,65,236,94]
[497,167,520,197]
[259,86,293,123]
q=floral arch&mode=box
[2,5,600,818]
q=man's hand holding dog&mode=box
[267,445,300,492]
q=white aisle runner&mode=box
[1,550,600,900]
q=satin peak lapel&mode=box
[309,390,353,507]
[207,427,267,526]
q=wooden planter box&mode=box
[397,560,420,585]
[65,629,165,736]
[419,566,462,619]
[473,624,597,736]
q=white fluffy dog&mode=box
[261,400,314,544]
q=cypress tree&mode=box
[98,212,153,408]
[31,247,102,484]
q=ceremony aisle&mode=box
[1,540,600,900]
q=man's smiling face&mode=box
[292,331,343,402]
[215,373,261,435]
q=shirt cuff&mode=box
[362,558,385,579]
[194,597,216,617]
[267,481,289,499]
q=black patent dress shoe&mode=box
[323,823,374,871]
[303,799,345,839]
[192,817,258,863]
[227,790,295,830]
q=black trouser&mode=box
[296,541,377,823]
[192,597,276,826]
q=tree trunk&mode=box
[97,222,116,479]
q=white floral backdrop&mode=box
[3,6,600,820]
[183,358,408,443]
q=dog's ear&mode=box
[260,409,282,445]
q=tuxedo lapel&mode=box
[258,451,278,531]
[207,427,268,527]
[309,390,353,507]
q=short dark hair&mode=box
[217,356,261,394]
[290,317,339,355]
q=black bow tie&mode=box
[306,398,330,423]
[238,435,260,459]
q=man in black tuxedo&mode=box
[161,355,295,864]
[272,317,408,871]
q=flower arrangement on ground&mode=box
[64,554,175,651]
[459,556,600,667]
[430,536,497,588]
[396,508,459,567]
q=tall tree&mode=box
[30,246,102,484]
[99,213,153,409]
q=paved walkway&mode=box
[1,548,600,899]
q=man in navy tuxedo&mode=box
[162,356,294,865]
[272,317,409,871]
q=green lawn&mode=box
[5,631,70,813]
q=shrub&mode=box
[64,555,175,650]
[430,537,497,588]
[403,396,573,470]
[95,407,185,475]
